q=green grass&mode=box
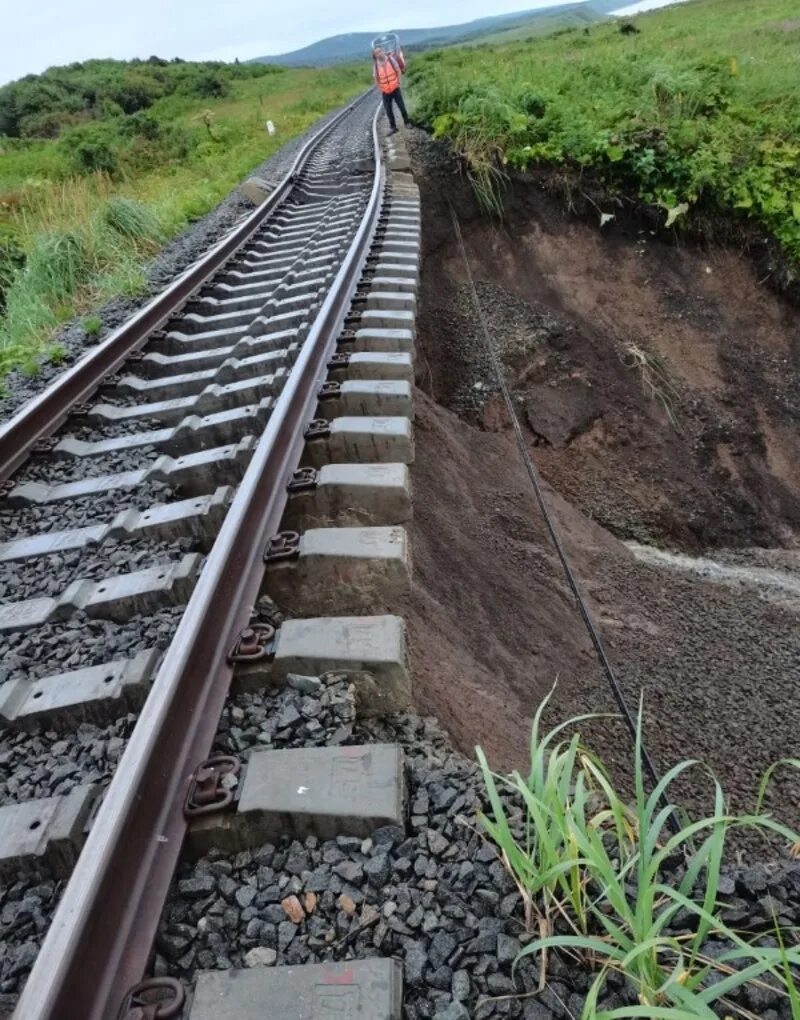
[477,693,800,1018]
[0,62,365,380]
[407,0,800,266]
[464,7,602,47]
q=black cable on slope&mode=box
[448,201,681,835]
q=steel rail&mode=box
[0,91,371,484]
[14,100,384,1020]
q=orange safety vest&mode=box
[374,55,401,94]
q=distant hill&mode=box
[251,3,615,67]
[464,3,604,46]
[588,0,631,11]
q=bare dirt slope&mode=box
[405,133,800,836]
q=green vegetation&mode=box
[463,5,601,47]
[407,0,800,269]
[477,689,800,1018]
[0,57,364,378]
[82,314,102,338]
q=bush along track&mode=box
[406,0,800,279]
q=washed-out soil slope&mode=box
[404,131,800,833]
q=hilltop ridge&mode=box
[251,2,620,67]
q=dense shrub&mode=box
[120,111,162,141]
[181,72,229,99]
[62,124,119,175]
[110,72,165,114]
[0,58,280,140]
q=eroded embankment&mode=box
[404,130,800,838]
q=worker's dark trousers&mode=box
[382,88,409,130]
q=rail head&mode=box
[0,92,370,483]
[13,99,384,1020]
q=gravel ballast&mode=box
[151,673,800,1020]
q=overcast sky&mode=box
[0,0,592,84]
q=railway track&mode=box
[0,93,421,1019]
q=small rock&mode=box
[304,892,318,915]
[717,875,736,897]
[428,964,453,991]
[364,852,391,887]
[244,946,277,967]
[235,886,257,909]
[372,825,405,848]
[435,1005,469,1020]
[338,894,357,916]
[287,673,322,695]
[284,850,310,876]
[497,933,520,964]
[738,864,768,895]
[430,785,457,811]
[499,891,521,917]
[262,904,285,925]
[452,969,470,1000]
[277,704,301,729]
[487,972,517,995]
[404,941,427,985]
[177,876,215,900]
[334,860,364,884]
[156,933,190,962]
[427,830,450,856]
[278,920,296,951]
[430,932,457,968]
[523,1002,553,1020]
[281,895,305,924]
[361,903,380,926]
[394,856,413,877]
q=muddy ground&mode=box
[403,131,800,840]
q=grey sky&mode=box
[0,0,580,84]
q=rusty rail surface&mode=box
[14,100,384,1020]
[0,92,370,484]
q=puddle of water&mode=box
[627,542,800,609]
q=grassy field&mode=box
[0,61,364,379]
[407,0,800,265]
[464,5,602,47]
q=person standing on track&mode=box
[373,45,410,136]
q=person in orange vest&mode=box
[373,45,410,136]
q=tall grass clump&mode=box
[0,192,162,370]
[429,85,529,216]
[477,688,631,945]
[102,196,162,245]
[24,230,91,303]
[477,694,800,1017]
[622,343,682,431]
